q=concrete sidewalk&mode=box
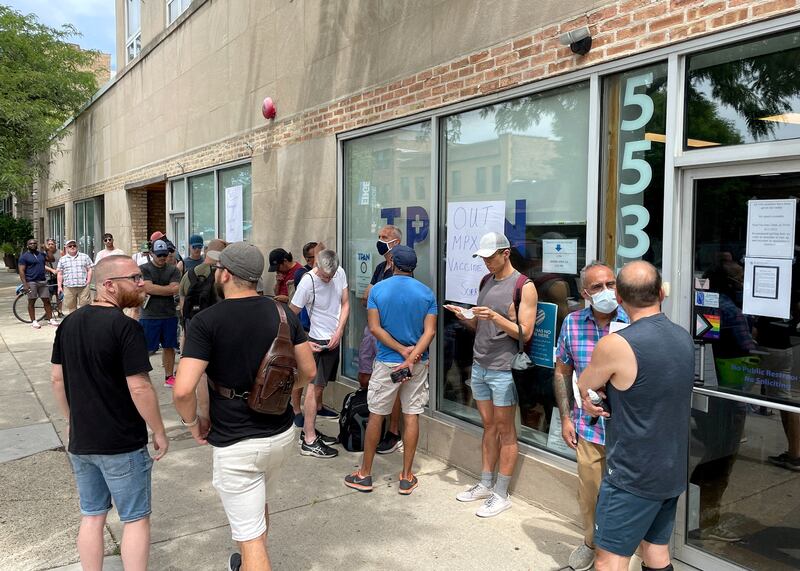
[0,265,689,571]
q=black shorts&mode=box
[310,338,339,387]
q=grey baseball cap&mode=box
[472,232,511,258]
[219,242,264,282]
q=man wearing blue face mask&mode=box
[553,261,629,571]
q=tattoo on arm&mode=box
[553,369,573,419]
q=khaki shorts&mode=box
[367,360,429,416]
[26,281,50,300]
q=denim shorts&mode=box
[469,362,517,406]
[594,480,679,556]
[140,317,179,351]
[68,447,153,523]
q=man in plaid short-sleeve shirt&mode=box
[554,262,628,571]
[57,240,94,314]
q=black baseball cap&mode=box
[268,248,290,272]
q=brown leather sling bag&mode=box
[208,300,298,415]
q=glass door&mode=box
[675,165,800,571]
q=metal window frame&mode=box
[125,0,142,63]
[336,12,800,472]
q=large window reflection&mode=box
[189,173,215,243]
[686,29,800,148]
[440,82,590,456]
[341,123,433,380]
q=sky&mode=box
[4,0,117,70]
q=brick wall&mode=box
[146,189,167,240]
[128,189,149,250]
[43,0,800,235]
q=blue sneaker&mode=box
[317,407,339,419]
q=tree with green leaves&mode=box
[0,6,97,198]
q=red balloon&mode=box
[262,97,276,120]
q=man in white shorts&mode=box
[344,246,437,495]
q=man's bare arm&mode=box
[553,360,575,419]
[368,308,409,355]
[127,372,168,459]
[144,280,179,296]
[51,364,70,419]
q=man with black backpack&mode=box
[445,232,537,518]
[178,239,227,330]
[174,242,316,571]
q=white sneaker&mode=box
[30,320,41,329]
[456,482,494,502]
[49,318,59,326]
[476,492,512,517]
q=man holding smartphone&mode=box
[344,246,437,495]
[290,249,350,458]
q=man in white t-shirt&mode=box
[94,233,125,263]
[289,249,350,459]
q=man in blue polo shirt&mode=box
[344,245,437,496]
[18,238,58,328]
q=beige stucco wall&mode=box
[48,0,609,267]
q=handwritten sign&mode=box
[445,201,505,304]
[224,185,243,242]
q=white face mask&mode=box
[589,288,618,314]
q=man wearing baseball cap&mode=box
[57,239,94,314]
[183,234,205,274]
[141,240,182,387]
[174,242,316,571]
[345,245,437,495]
[268,248,304,303]
[178,239,227,329]
[446,231,538,517]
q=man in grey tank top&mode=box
[577,261,694,571]
[446,232,538,517]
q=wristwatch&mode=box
[180,415,199,427]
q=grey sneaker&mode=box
[398,473,418,495]
[568,543,595,571]
[768,451,800,471]
[456,482,493,502]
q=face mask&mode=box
[589,288,618,314]
[376,239,395,256]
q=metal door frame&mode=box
[672,159,800,570]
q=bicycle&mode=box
[13,283,63,324]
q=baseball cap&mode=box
[391,245,417,272]
[220,242,264,282]
[65,239,77,247]
[205,238,227,261]
[150,231,165,242]
[472,232,511,258]
[189,234,204,248]
[152,240,170,255]
[267,248,290,272]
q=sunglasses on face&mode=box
[191,245,202,249]
[103,238,113,243]
[155,253,168,258]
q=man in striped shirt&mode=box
[57,240,94,314]
[554,261,628,571]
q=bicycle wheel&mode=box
[13,293,33,323]
[13,294,50,324]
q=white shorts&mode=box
[367,360,429,416]
[211,427,295,542]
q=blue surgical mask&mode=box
[589,288,618,314]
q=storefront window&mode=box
[189,173,215,243]
[341,123,433,380]
[686,29,800,148]
[218,164,253,242]
[602,63,667,270]
[74,197,103,259]
[48,206,65,248]
[440,82,590,456]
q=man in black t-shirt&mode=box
[174,242,316,571]
[51,255,168,571]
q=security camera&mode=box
[559,26,592,56]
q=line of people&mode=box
[50,229,695,571]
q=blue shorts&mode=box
[68,447,153,523]
[141,317,179,351]
[594,480,679,556]
[470,362,517,406]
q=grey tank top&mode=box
[607,313,695,500]
[473,270,520,370]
